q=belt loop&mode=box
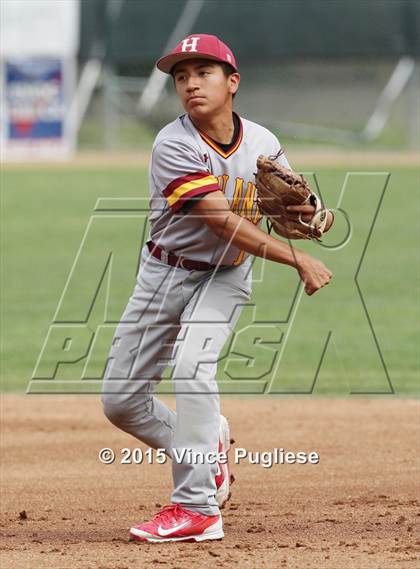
[160,249,169,264]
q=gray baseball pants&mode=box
[101,243,252,516]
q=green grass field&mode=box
[1,160,418,395]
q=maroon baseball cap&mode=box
[156,34,238,74]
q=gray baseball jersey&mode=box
[148,112,290,265]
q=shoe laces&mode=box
[152,504,185,525]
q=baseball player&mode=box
[101,34,334,543]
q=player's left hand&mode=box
[287,205,334,231]
[286,204,316,223]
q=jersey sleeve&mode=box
[151,139,220,213]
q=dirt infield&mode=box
[1,396,419,569]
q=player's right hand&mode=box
[296,254,333,296]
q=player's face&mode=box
[172,59,240,118]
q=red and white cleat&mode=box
[129,504,223,543]
[215,415,235,508]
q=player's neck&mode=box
[190,108,235,145]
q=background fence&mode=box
[75,0,419,152]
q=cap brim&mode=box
[156,52,235,74]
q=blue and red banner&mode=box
[6,58,64,140]
[1,57,75,159]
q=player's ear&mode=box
[228,73,240,97]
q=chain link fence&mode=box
[79,58,418,151]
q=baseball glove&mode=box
[255,152,328,241]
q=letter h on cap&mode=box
[181,37,200,52]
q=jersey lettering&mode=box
[230,178,260,223]
[231,177,245,213]
[217,174,229,193]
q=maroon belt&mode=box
[147,241,222,271]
